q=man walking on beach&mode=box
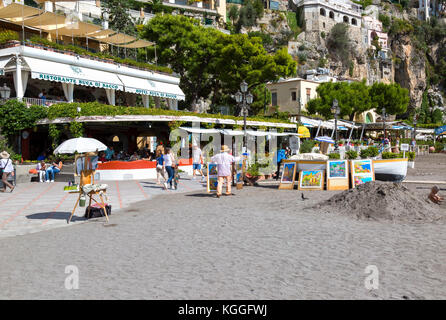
[192,145,204,181]
[211,145,235,198]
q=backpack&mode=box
[0,159,9,176]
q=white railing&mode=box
[0,97,67,107]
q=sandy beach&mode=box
[0,154,445,299]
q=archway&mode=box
[320,8,326,16]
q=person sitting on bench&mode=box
[36,160,47,182]
[45,160,63,183]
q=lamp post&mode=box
[413,115,418,141]
[235,80,253,150]
[0,83,11,100]
[331,98,340,150]
[382,107,387,139]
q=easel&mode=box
[68,154,108,223]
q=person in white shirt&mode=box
[1,151,15,193]
[163,148,176,190]
[211,145,235,198]
[192,145,204,180]
[36,160,47,182]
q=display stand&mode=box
[68,154,108,223]
[326,160,349,191]
[278,160,297,190]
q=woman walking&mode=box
[163,148,176,190]
[1,151,15,193]
[155,148,166,185]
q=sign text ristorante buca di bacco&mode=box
[36,73,120,90]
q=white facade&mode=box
[362,16,388,49]
[418,0,445,20]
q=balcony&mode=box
[161,0,217,14]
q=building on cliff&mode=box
[417,0,446,21]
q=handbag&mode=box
[0,159,9,176]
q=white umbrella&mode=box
[53,137,107,155]
[315,136,335,144]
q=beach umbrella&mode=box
[53,137,107,155]
[314,136,335,144]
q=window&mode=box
[352,18,357,26]
[271,92,277,106]
[329,11,334,19]
[291,91,297,101]
[320,8,326,16]
[306,88,311,102]
[343,16,349,24]
[323,22,326,28]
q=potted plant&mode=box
[407,151,415,168]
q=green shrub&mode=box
[328,152,341,159]
[345,150,358,160]
[382,152,399,159]
[368,146,379,157]
[300,139,316,153]
[360,146,379,159]
[0,30,19,44]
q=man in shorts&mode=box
[192,145,204,181]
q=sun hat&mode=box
[0,151,10,159]
[221,145,230,152]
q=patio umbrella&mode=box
[314,136,335,144]
[53,137,107,155]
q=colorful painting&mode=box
[353,160,372,175]
[236,172,242,183]
[328,160,347,179]
[300,170,324,189]
[208,163,218,176]
[236,161,243,172]
[354,176,373,186]
[208,177,218,191]
[281,162,296,183]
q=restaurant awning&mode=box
[180,127,300,137]
[118,74,185,100]
[0,56,12,76]
[23,57,124,91]
[21,11,67,30]
[118,39,153,48]
[298,126,310,138]
[98,32,137,45]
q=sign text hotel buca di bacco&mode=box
[35,73,120,90]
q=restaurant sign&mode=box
[133,88,179,100]
[33,72,122,90]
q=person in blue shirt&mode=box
[275,145,287,181]
[105,146,114,161]
[155,148,166,185]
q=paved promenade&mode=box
[0,176,205,239]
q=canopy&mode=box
[298,126,310,138]
[21,11,67,30]
[98,33,136,45]
[119,39,153,48]
[315,136,335,144]
[54,137,107,155]
[118,74,185,100]
[23,56,124,91]
[0,56,12,76]
[0,3,41,22]
[180,127,300,137]
[49,21,102,37]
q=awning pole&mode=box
[21,4,25,44]
[359,123,365,141]
[315,120,321,137]
[347,126,354,145]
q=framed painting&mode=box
[236,159,244,190]
[326,160,349,190]
[298,170,325,191]
[207,163,218,193]
[279,160,297,190]
[350,159,375,188]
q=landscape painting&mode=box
[208,177,218,192]
[328,160,347,179]
[299,170,324,189]
[281,162,296,184]
[208,163,218,176]
[353,160,372,175]
[354,176,373,186]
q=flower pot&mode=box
[408,161,415,169]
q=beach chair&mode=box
[68,156,108,224]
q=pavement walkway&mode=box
[0,175,207,239]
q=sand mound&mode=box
[318,181,445,222]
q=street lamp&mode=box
[0,83,11,99]
[382,107,387,139]
[331,98,340,150]
[235,81,253,151]
[413,114,418,141]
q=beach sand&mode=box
[0,154,445,299]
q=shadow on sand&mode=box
[26,211,86,222]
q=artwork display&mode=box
[327,160,348,179]
[279,160,297,190]
[326,160,349,190]
[298,170,324,190]
[207,163,218,193]
[350,159,375,188]
[236,159,244,190]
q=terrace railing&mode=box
[0,97,66,107]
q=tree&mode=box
[326,23,351,67]
[101,0,137,35]
[369,82,410,116]
[228,5,239,26]
[307,80,374,121]
[142,15,297,114]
